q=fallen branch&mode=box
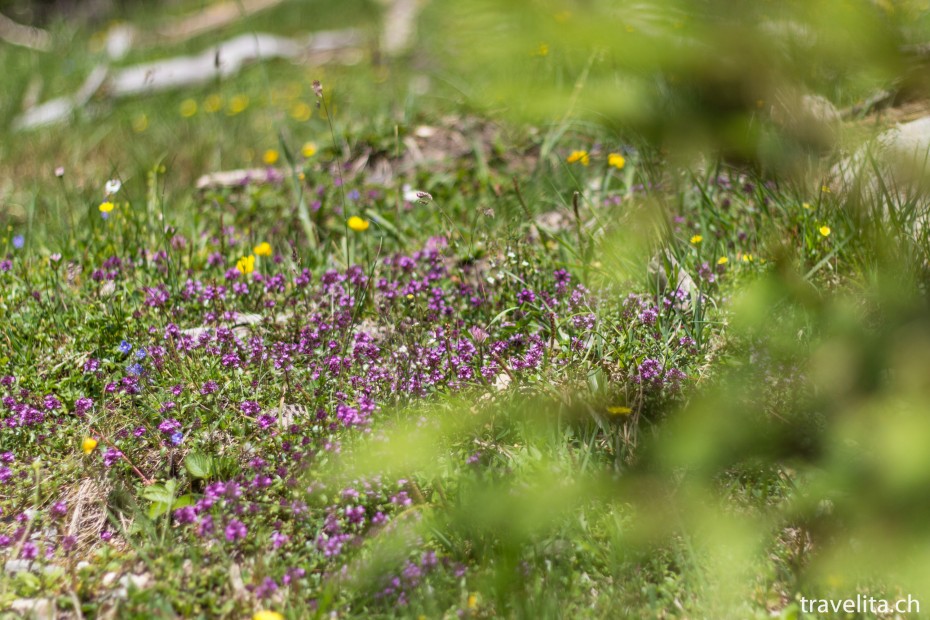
[0,11,51,52]
[154,0,287,44]
[195,167,285,190]
[108,30,361,97]
[14,65,108,131]
[378,0,423,56]
[12,29,363,131]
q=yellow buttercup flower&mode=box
[347,216,370,232]
[236,254,256,274]
[253,242,272,257]
[253,612,284,620]
[263,150,279,165]
[132,113,148,133]
[204,94,223,113]
[227,95,250,115]
[690,235,703,245]
[290,102,312,122]
[98,201,115,213]
[82,437,98,454]
[819,226,831,237]
[717,256,728,265]
[802,202,812,210]
[567,150,590,166]
[179,98,198,118]
[467,594,478,609]
[302,142,317,158]
[608,153,625,170]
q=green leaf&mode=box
[172,494,194,510]
[143,480,179,519]
[148,502,170,519]
[184,452,213,479]
[142,483,173,505]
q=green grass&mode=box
[3,1,930,618]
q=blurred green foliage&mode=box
[432,0,921,166]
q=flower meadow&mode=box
[0,190,698,614]
[4,5,930,614]
[1,126,888,616]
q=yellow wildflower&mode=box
[607,406,632,416]
[204,94,223,113]
[132,113,148,133]
[467,594,478,609]
[263,149,279,165]
[301,142,317,158]
[236,254,256,274]
[741,253,754,263]
[179,98,198,118]
[690,235,703,245]
[821,185,831,194]
[253,242,272,257]
[608,153,625,170]
[82,437,98,454]
[802,202,812,210]
[717,256,728,265]
[227,95,250,115]
[253,612,284,620]
[98,201,115,213]
[567,150,590,166]
[290,102,312,122]
[819,225,831,237]
[535,43,549,56]
[347,216,370,232]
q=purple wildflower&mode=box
[225,519,247,542]
[103,447,123,467]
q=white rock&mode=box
[4,559,33,573]
[832,115,930,212]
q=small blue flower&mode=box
[127,363,143,376]
[135,348,147,360]
[11,236,24,249]
[118,341,132,355]
[170,432,184,446]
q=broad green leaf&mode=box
[184,452,213,479]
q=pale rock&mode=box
[831,115,930,215]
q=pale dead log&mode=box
[0,11,51,52]
[108,30,362,97]
[108,32,301,97]
[195,167,285,190]
[21,75,43,110]
[155,0,287,44]
[94,0,288,61]
[379,0,423,55]
[105,23,136,60]
[13,65,108,130]
[12,29,363,131]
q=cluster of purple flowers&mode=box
[0,222,709,609]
